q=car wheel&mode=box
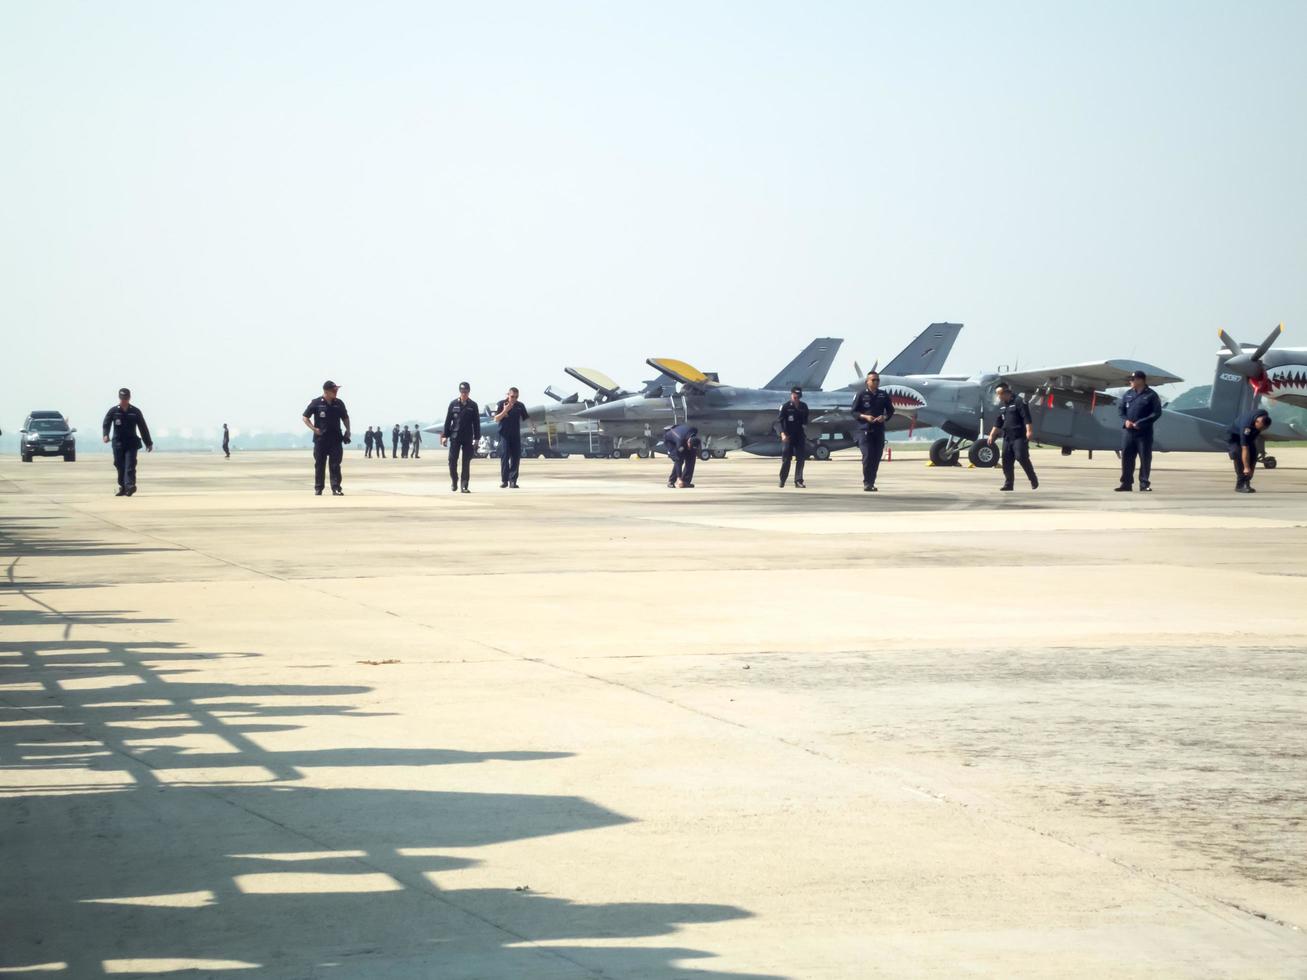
[64,452,76,462]
[21,454,32,463]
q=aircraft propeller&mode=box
[1219,323,1283,395]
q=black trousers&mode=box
[780,435,806,484]
[859,429,885,487]
[667,448,697,485]
[313,440,343,491]
[1231,448,1257,487]
[223,441,230,459]
[412,441,420,459]
[448,439,474,488]
[1120,428,1153,487]
[401,442,410,458]
[112,444,139,490]
[392,438,399,457]
[500,435,522,485]
[375,440,385,458]
[1002,436,1037,486]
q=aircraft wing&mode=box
[645,357,719,387]
[1001,359,1183,392]
[565,367,623,398]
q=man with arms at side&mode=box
[1116,370,1163,492]
[102,387,153,497]
[302,380,351,496]
[850,371,894,491]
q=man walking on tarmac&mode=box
[301,380,351,496]
[221,423,230,459]
[102,387,153,496]
[850,371,895,491]
[987,382,1039,492]
[493,387,530,488]
[411,426,422,459]
[778,386,809,488]
[442,382,481,493]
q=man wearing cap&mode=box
[401,425,412,459]
[1227,408,1272,493]
[663,423,700,488]
[493,387,530,488]
[986,382,1039,491]
[102,387,153,497]
[1116,370,1163,492]
[442,382,481,493]
[778,386,809,488]
[391,424,400,460]
[301,381,351,496]
[850,371,895,491]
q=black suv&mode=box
[20,411,76,462]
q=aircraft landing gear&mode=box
[1060,446,1073,456]
[1262,454,1278,470]
[929,437,961,467]
[811,444,831,461]
[698,448,712,462]
[967,441,998,468]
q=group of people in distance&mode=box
[359,424,422,460]
[96,375,1275,498]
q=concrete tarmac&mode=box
[2,447,1306,978]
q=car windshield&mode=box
[28,419,67,432]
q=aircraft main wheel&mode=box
[698,448,711,461]
[812,444,830,461]
[1060,446,1073,456]
[1264,456,1278,469]
[968,442,998,468]
[711,450,726,459]
[928,438,948,466]
[636,449,650,459]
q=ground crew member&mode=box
[391,424,400,459]
[222,423,230,459]
[102,387,153,497]
[374,425,385,458]
[442,382,480,493]
[850,371,895,491]
[778,386,809,488]
[363,427,374,457]
[493,387,530,488]
[1116,370,1162,492]
[401,425,412,458]
[301,380,351,496]
[1227,408,1272,493]
[986,382,1039,491]
[663,424,700,488]
[411,426,421,459]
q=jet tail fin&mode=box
[764,338,842,391]
[881,323,963,376]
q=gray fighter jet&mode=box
[577,324,963,459]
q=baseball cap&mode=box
[118,387,131,398]
[459,381,471,392]
[791,386,803,395]
[323,380,340,391]
[1130,370,1147,381]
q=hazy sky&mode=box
[2,0,1304,435]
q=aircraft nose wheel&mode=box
[1263,455,1278,469]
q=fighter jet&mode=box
[577,325,963,459]
[1218,324,1307,410]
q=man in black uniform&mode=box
[411,426,421,459]
[1116,370,1163,492]
[442,382,481,493]
[663,424,700,488]
[102,387,153,496]
[301,380,351,496]
[850,371,895,490]
[363,427,374,458]
[986,382,1039,491]
[401,425,412,458]
[222,423,230,459]
[493,387,530,488]
[1228,408,1272,493]
[374,425,385,458]
[778,386,809,488]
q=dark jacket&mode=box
[1118,387,1163,431]
[995,396,1032,436]
[1227,409,1271,449]
[443,399,481,443]
[663,424,699,453]
[850,388,895,430]
[103,404,153,450]
[303,397,350,444]
[778,400,809,440]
